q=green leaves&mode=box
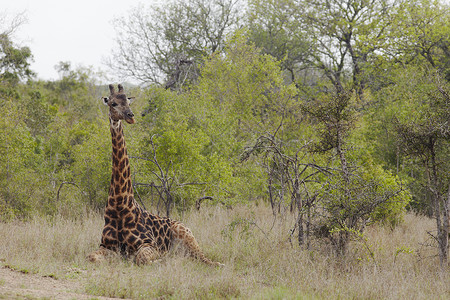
[0,33,34,86]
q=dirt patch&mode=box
[0,266,119,299]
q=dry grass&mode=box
[0,205,448,299]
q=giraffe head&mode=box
[103,84,135,124]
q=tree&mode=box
[301,90,409,254]
[0,12,34,96]
[136,31,301,212]
[71,119,111,210]
[136,86,237,215]
[391,67,449,267]
[241,126,331,248]
[389,0,450,80]
[299,0,399,95]
[0,99,41,219]
[0,13,43,219]
[195,31,303,200]
[108,0,243,87]
[247,0,312,86]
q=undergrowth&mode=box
[0,205,448,299]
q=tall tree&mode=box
[389,0,450,80]
[247,0,312,87]
[391,67,449,267]
[108,0,243,88]
[300,0,398,95]
[0,13,34,96]
[301,90,409,254]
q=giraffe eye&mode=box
[111,102,118,107]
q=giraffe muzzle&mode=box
[125,111,135,124]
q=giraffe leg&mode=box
[135,245,160,266]
[87,246,116,263]
[171,222,224,267]
[88,225,121,263]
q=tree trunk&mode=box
[306,205,311,250]
[442,186,450,267]
[298,211,304,247]
[296,184,303,246]
[268,175,276,216]
[428,138,447,267]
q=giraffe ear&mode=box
[127,97,135,105]
[102,97,109,106]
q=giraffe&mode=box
[88,84,223,266]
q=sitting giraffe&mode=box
[88,84,223,266]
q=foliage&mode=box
[0,36,33,87]
[390,0,450,79]
[0,58,112,219]
[247,0,312,85]
[299,0,399,93]
[134,32,298,213]
[0,99,41,218]
[299,90,410,254]
[391,67,449,266]
[70,119,111,209]
[135,86,236,214]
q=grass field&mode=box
[0,205,448,299]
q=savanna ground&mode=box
[0,205,448,299]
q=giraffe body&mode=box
[88,84,222,267]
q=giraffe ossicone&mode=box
[88,84,223,267]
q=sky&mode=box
[2,0,155,81]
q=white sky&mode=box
[1,0,155,81]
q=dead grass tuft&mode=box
[0,205,448,299]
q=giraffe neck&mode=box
[108,119,135,210]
